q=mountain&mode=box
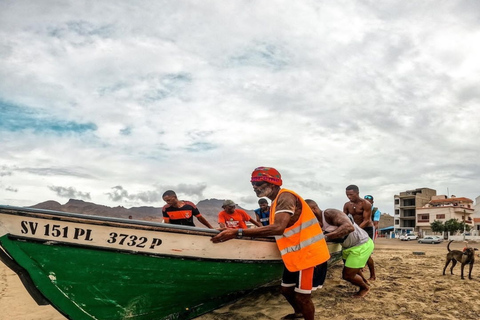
[28,198,257,226]
[29,199,161,220]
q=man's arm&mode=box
[250,218,262,228]
[342,202,349,214]
[243,210,262,227]
[196,215,214,229]
[211,192,295,243]
[211,211,291,242]
[359,201,372,229]
[162,209,171,224]
[373,208,380,228]
[322,209,354,240]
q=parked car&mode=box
[400,234,419,241]
[418,236,443,244]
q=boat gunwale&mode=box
[0,205,276,243]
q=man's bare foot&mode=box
[353,287,370,298]
[368,276,376,281]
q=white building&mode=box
[416,195,474,236]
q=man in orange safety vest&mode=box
[211,167,330,320]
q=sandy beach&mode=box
[1,238,480,320]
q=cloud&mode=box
[0,166,12,177]
[48,186,91,200]
[0,1,479,214]
[106,183,207,203]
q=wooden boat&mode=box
[0,205,342,320]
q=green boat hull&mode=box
[0,235,283,320]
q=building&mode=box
[416,195,474,236]
[474,195,480,234]
[393,188,437,234]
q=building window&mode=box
[395,209,399,215]
[395,199,399,205]
[418,214,429,223]
[436,214,445,219]
[404,209,416,217]
[403,199,416,206]
[395,220,399,225]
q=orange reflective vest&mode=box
[270,189,330,272]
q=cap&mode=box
[222,200,236,207]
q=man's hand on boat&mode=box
[211,229,238,243]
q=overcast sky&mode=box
[1,1,479,215]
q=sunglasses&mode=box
[364,196,373,200]
[251,181,267,187]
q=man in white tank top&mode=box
[306,200,374,298]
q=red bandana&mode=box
[251,167,282,186]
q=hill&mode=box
[29,198,257,226]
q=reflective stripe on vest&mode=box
[270,189,330,271]
[278,232,325,256]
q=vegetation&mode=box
[430,220,444,234]
[430,219,471,236]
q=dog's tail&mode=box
[447,240,454,252]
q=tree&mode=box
[460,221,471,233]
[444,219,462,235]
[430,220,445,234]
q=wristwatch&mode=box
[237,228,243,239]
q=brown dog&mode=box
[442,240,475,280]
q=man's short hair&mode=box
[258,198,268,205]
[346,185,359,193]
[305,199,315,205]
[162,190,177,198]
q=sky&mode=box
[1,0,479,216]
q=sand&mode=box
[1,238,480,320]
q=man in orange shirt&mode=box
[218,200,262,229]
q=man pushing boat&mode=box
[211,167,330,320]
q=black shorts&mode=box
[281,261,328,293]
[363,226,374,239]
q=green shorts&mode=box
[342,238,374,269]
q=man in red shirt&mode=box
[218,200,262,229]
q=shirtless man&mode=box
[343,185,376,281]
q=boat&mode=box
[0,204,342,320]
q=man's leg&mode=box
[293,292,314,320]
[280,286,302,316]
[280,266,315,320]
[342,240,374,297]
[366,256,376,280]
[343,266,370,298]
[280,267,303,319]
[363,227,376,281]
[294,267,315,320]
